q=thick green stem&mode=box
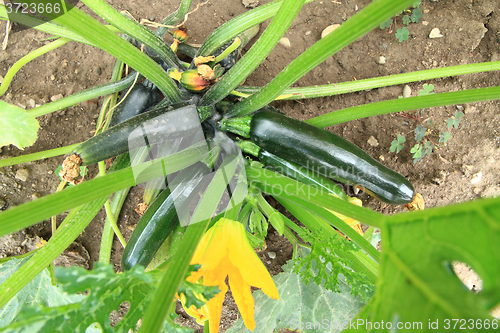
[81,0,182,70]
[306,85,500,128]
[0,143,79,168]
[0,38,70,96]
[234,61,500,100]
[28,73,137,118]
[199,0,306,106]
[155,0,193,36]
[0,154,130,310]
[0,141,211,237]
[49,5,181,102]
[139,153,240,332]
[225,0,415,117]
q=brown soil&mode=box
[1,0,499,331]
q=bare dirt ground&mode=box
[1,0,499,331]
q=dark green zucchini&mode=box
[121,161,211,270]
[74,102,198,165]
[258,149,348,201]
[249,111,415,205]
[108,79,161,127]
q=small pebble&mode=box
[28,99,35,108]
[379,155,385,161]
[51,94,64,102]
[268,251,276,259]
[471,172,482,184]
[0,75,3,83]
[31,193,41,200]
[242,0,259,8]
[403,85,412,98]
[50,75,55,81]
[367,136,379,147]
[321,24,340,39]
[429,28,443,39]
[305,31,311,36]
[486,156,495,164]
[279,37,291,48]
[422,20,429,26]
[15,168,29,182]
[354,4,358,10]
[377,56,386,64]
[473,187,481,194]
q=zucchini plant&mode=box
[0,0,499,332]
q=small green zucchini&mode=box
[258,149,348,201]
[121,161,211,270]
[74,102,198,166]
[108,79,161,127]
[249,111,415,205]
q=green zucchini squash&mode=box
[257,149,348,201]
[108,79,161,127]
[249,111,415,205]
[74,103,198,165]
[121,161,211,270]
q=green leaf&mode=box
[439,131,451,144]
[411,7,422,23]
[344,197,500,331]
[0,264,156,333]
[226,260,366,333]
[414,125,427,141]
[0,101,39,150]
[390,134,405,154]
[412,0,421,8]
[447,117,455,129]
[418,83,434,96]
[454,110,465,128]
[380,18,392,29]
[293,228,375,301]
[0,257,84,329]
[395,27,409,42]
[402,15,411,25]
[411,143,423,163]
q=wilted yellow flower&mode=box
[328,196,364,236]
[187,218,279,332]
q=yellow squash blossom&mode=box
[327,195,364,236]
[187,218,279,332]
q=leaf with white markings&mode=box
[226,260,366,333]
[0,256,84,329]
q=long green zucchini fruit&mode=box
[222,111,415,205]
[121,161,211,270]
[73,103,205,166]
[238,141,348,201]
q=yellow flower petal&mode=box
[188,218,280,333]
[227,261,256,330]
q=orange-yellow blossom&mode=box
[187,218,279,332]
[327,195,364,236]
